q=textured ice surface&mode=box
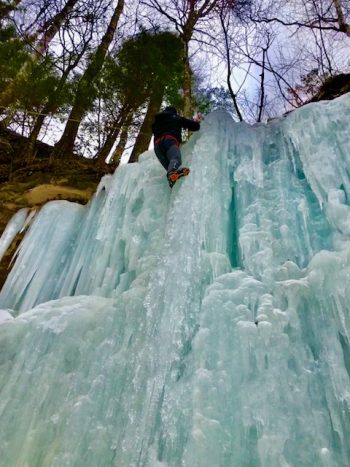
[1,94,350,466]
[0,208,29,261]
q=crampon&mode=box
[167,167,190,188]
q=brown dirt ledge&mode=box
[0,135,117,289]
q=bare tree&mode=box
[23,11,97,163]
[32,0,80,57]
[0,0,96,133]
[52,0,125,158]
[256,34,270,121]
[219,7,244,120]
[141,0,239,116]
[251,0,350,38]
[110,113,133,163]
[95,104,132,163]
[248,0,350,109]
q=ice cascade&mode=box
[1,94,350,466]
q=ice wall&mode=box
[1,94,350,466]
[0,208,30,262]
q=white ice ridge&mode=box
[1,94,350,466]
[0,208,29,262]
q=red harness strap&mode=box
[154,134,179,147]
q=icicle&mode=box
[0,95,350,466]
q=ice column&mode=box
[1,94,350,466]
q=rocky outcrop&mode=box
[309,73,350,103]
[0,132,117,288]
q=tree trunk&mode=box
[95,113,126,164]
[35,0,79,57]
[24,64,74,163]
[219,13,243,121]
[24,109,46,163]
[257,47,267,122]
[182,41,193,118]
[50,97,86,158]
[128,87,165,163]
[24,28,91,163]
[52,0,124,158]
[95,126,121,163]
[333,0,350,37]
[111,114,132,164]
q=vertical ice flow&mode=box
[0,208,29,262]
[1,94,350,466]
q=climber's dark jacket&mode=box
[152,110,200,145]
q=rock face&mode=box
[0,178,96,287]
[0,131,116,288]
[309,73,350,102]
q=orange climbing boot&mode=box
[167,167,190,188]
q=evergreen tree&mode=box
[0,0,82,112]
[93,30,184,164]
[126,30,184,163]
[0,0,27,95]
[0,1,61,126]
[0,2,62,135]
[0,1,21,22]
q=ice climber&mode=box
[152,106,201,188]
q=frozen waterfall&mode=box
[1,94,350,466]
